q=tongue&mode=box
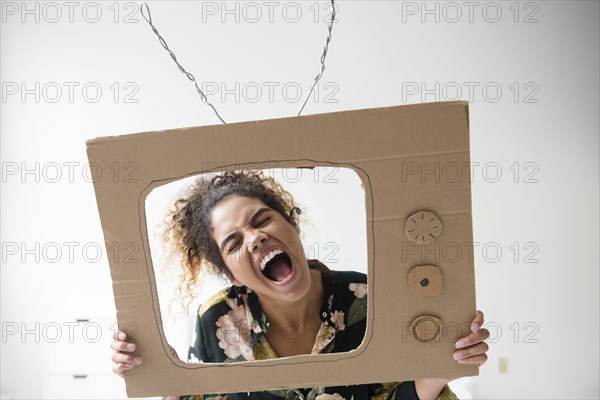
[264,254,292,282]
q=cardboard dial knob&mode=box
[405,210,442,244]
[411,315,442,343]
[408,265,442,297]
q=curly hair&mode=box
[163,170,302,308]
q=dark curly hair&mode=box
[163,170,302,307]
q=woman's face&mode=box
[210,195,311,304]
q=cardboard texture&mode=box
[86,101,478,397]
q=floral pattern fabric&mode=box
[183,260,458,400]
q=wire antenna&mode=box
[139,1,337,123]
[298,0,336,116]
[140,3,226,124]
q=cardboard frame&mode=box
[86,101,477,397]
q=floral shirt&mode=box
[183,260,457,400]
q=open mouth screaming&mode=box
[259,249,293,282]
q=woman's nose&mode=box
[248,231,268,253]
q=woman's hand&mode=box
[415,310,490,399]
[110,330,142,378]
[111,330,186,399]
[453,310,490,365]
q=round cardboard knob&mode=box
[408,265,442,297]
[411,315,442,343]
[405,210,442,244]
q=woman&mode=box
[111,171,490,399]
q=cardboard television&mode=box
[87,101,477,397]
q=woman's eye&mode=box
[228,241,241,253]
[257,217,271,227]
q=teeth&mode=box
[259,249,284,271]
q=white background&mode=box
[1,1,599,399]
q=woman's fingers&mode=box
[454,310,487,348]
[110,340,136,353]
[451,311,490,366]
[113,329,127,342]
[112,362,136,377]
[471,310,485,332]
[110,329,142,378]
[456,353,488,365]
[455,327,490,349]
[111,351,142,366]
[112,364,123,378]
[453,341,489,361]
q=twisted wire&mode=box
[140,3,226,124]
[298,0,336,116]
[139,1,336,122]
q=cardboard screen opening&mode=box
[145,167,369,363]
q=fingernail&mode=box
[134,357,142,364]
[453,352,461,360]
[118,332,126,341]
[472,323,480,332]
[455,339,464,349]
[127,343,136,351]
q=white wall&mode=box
[1,1,598,399]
